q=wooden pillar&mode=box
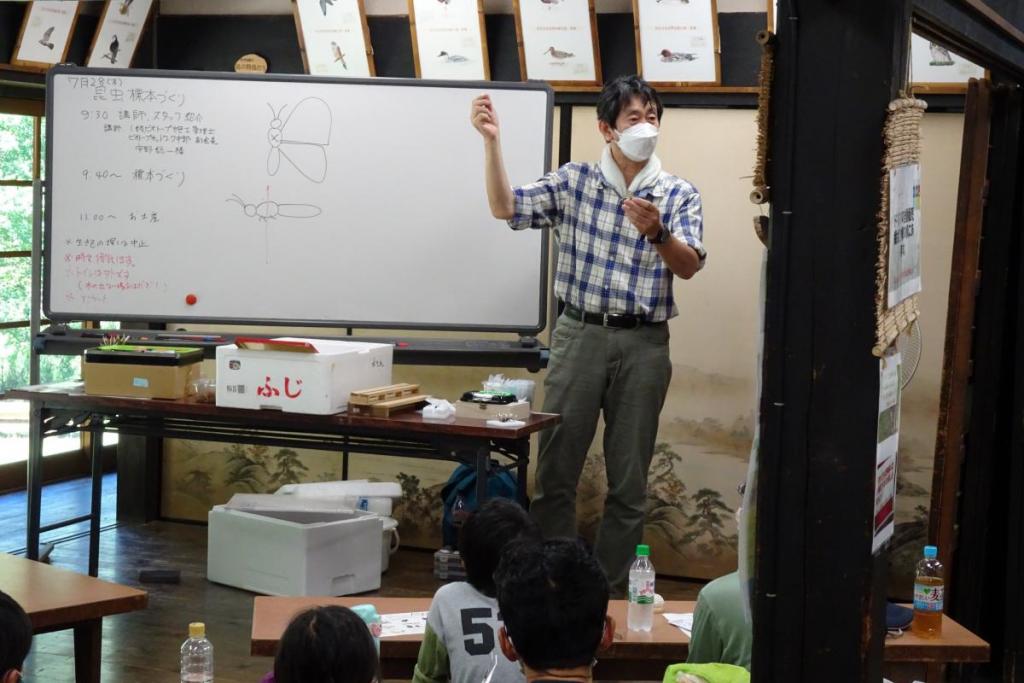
[946,78,1024,682]
[753,1,911,680]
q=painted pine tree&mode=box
[683,487,737,555]
[222,443,271,492]
[268,448,309,488]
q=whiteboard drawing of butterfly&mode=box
[266,97,333,183]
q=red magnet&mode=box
[185,294,198,306]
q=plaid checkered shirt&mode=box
[508,161,706,323]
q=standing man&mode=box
[470,75,706,592]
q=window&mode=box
[0,113,82,465]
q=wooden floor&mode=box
[2,476,704,682]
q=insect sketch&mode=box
[227,191,323,264]
[266,97,333,184]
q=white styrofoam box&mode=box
[215,338,393,414]
[207,506,383,596]
[224,493,357,512]
[276,481,401,516]
[225,492,392,517]
[276,480,402,498]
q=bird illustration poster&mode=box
[12,1,80,70]
[408,0,488,80]
[909,34,983,91]
[85,0,154,69]
[634,0,719,85]
[514,0,600,84]
[294,0,375,78]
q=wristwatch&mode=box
[647,225,670,245]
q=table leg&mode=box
[515,438,530,508]
[343,435,350,481]
[26,400,43,561]
[474,443,489,506]
[73,618,102,683]
[89,416,104,577]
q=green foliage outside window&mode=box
[0,114,79,390]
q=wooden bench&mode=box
[2,553,147,683]
[251,596,989,682]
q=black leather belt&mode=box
[563,304,646,329]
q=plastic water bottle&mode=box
[180,622,214,682]
[911,545,944,638]
[627,544,655,632]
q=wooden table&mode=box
[251,597,990,681]
[4,382,560,576]
[1,552,147,683]
[883,609,991,683]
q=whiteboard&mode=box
[44,67,552,333]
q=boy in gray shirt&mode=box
[413,499,539,683]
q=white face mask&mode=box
[614,122,659,162]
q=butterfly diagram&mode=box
[265,97,333,183]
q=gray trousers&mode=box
[531,312,672,593]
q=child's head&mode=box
[494,538,612,672]
[459,498,538,597]
[0,591,32,683]
[273,605,378,683]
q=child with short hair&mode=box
[494,537,614,682]
[413,498,539,683]
[0,590,33,683]
[262,605,378,683]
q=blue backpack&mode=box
[440,463,519,548]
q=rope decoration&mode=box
[750,29,775,208]
[873,97,927,357]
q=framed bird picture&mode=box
[408,0,489,80]
[513,0,601,88]
[909,33,985,94]
[632,0,721,89]
[10,1,81,72]
[293,0,376,78]
[85,0,155,69]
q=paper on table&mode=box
[380,611,429,638]
[663,612,694,636]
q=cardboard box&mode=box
[454,399,531,421]
[82,345,203,399]
[215,337,393,414]
[207,506,383,596]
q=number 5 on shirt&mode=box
[461,607,495,655]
